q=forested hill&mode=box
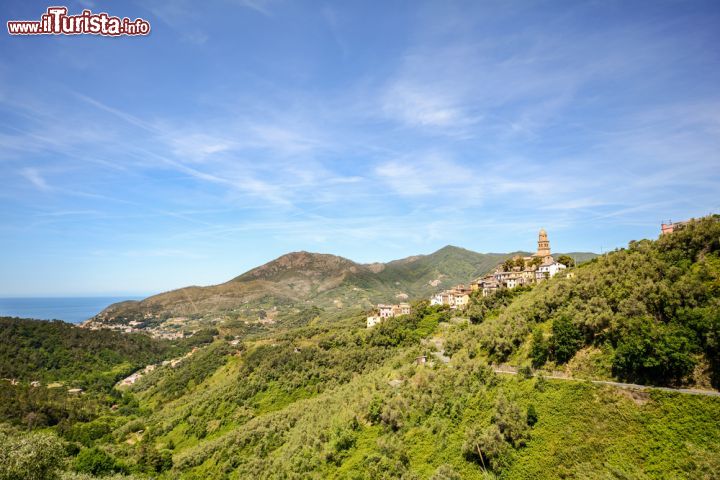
[469,214,720,388]
[0,317,214,387]
[88,245,596,330]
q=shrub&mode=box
[74,447,121,476]
[526,404,538,427]
[430,464,462,480]
[612,319,697,384]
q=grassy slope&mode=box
[24,225,720,479]
[98,299,717,479]
[2,249,717,479]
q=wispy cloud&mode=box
[375,154,476,198]
[232,0,275,16]
[382,80,471,129]
[20,168,50,191]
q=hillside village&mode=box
[467,228,568,296]
[367,229,570,327]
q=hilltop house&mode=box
[367,302,411,328]
[661,219,690,235]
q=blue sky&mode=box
[1,0,719,296]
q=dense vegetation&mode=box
[0,318,215,436]
[1,217,719,479]
[0,318,215,387]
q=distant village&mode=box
[367,229,570,328]
[82,314,187,339]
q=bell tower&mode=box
[536,228,551,257]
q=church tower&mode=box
[536,228,551,258]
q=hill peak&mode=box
[434,245,469,254]
[233,251,361,282]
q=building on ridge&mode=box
[467,228,569,297]
[661,219,690,235]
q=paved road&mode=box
[493,369,720,397]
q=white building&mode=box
[536,260,567,281]
[378,304,394,318]
[366,315,383,328]
[430,293,444,306]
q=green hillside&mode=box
[0,317,215,386]
[2,217,718,479]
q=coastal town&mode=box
[367,229,569,328]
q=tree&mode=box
[557,255,575,268]
[463,424,508,472]
[0,431,66,480]
[74,447,120,476]
[137,443,173,473]
[530,329,549,368]
[612,319,697,384]
[493,393,529,447]
[550,316,583,363]
[380,396,408,431]
[463,394,530,473]
[526,404,538,427]
[367,396,383,424]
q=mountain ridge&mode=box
[87,246,597,330]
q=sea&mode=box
[0,296,144,324]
